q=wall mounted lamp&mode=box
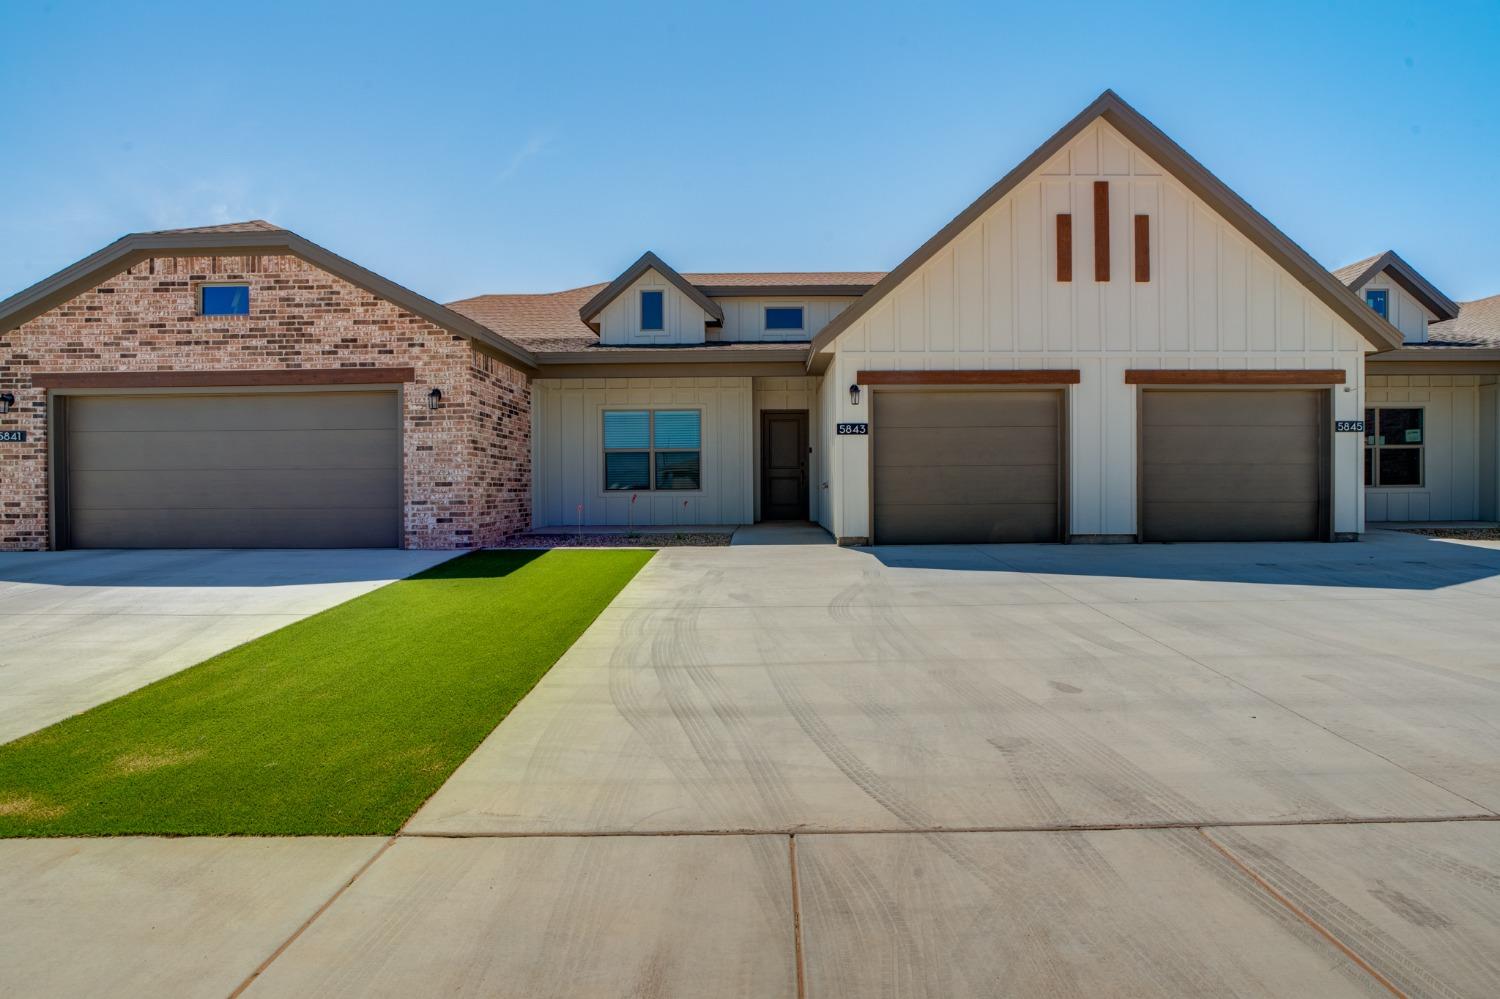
[849,384,861,406]
[427,388,442,411]
[0,393,13,414]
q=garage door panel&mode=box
[70,507,401,550]
[1141,391,1319,427]
[872,390,1061,544]
[874,427,1058,468]
[67,392,397,432]
[878,391,1058,429]
[67,429,400,472]
[876,464,1058,507]
[1141,426,1321,467]
[70,468,400,511]
[65,392,400,549]
[1140,390,1325,542]
[1142,503,1321,543]
[874,504,1059,544]
[1141,464,1321,504]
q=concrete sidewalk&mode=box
[4,533,1500,996]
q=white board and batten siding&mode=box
[1366,374,1491,522]
[711,298,859,343]
[818,118,1371,541]
[597,269,708,345]
[1361,273,1435,344]
[531,378,751,528]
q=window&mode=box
[765,306,804,331]
[640,289,665,331]
[200,284,249,316]
[1364,407,1423,487]
[1365,288,1389,319]
[604,410,701,491]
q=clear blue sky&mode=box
[2,1,1497,304]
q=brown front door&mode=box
[760,410,809,521]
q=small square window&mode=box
[765,306,804,331]
[1365,288,1388,319]
[640,290,665,331]
[201,284,249,316]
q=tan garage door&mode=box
[873,390,1062,544]
[1140,390,1327,542]
[62,391,401,548]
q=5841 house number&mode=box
[0,430,26,443]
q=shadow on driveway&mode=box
[862,529,1500,591]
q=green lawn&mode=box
[0,549,651,837]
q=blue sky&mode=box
[2,1,1497,304]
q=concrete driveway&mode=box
[4,532,1500,996]
[0,548,456,745]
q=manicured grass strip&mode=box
[0,549,651,837]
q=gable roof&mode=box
[577,251,725,325]
[806,89,1406,364]
[0,221,538,373]
[1332,249,1460,322]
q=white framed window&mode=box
[1364,407,1423,487]
[764,305,804,332]
[640,289,665,332]
[603,409,701,491]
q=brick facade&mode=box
[0,254,529,550]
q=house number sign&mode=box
[0,430,26,443]
[836,423,868,435]
[1333,421,1365,433]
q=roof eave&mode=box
[806,89,1405,368]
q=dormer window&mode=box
[640,290,665,331]
[1365,289,1389,319]
[765,306,804,332]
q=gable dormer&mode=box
[1334,250,1459,345]
[577,251,724,346]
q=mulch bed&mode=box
[505,532,733,548]
[1391,528,1500,541]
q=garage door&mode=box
[62,391,401,548]
[1140,390,1327,542]
[873,390,1061,544]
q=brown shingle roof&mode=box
[449,272,884,353]
[1332,254,1383,287]
[138,220,284,235]
[1422,294,1500,348]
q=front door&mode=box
[760,410,809,520]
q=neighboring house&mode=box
[0,90,1494,551]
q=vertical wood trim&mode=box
[1134,214,1150,282]
[1093,181,1110,281]
[1056,214,1072,282]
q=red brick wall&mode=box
[0,253,530,550]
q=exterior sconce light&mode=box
[849,384,861,406]
[427,388,442,410]
[0,393,12,414]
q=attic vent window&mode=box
[1365,289,1389,319]
[640,289,665,331]
[200,284,249,316]
[765,306,804,331]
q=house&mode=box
[1,91,1494,551]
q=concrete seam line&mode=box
[227,835,399,998]
[394,814,1500,839]
[1197,828,1407,999]
[789,834,807,999]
